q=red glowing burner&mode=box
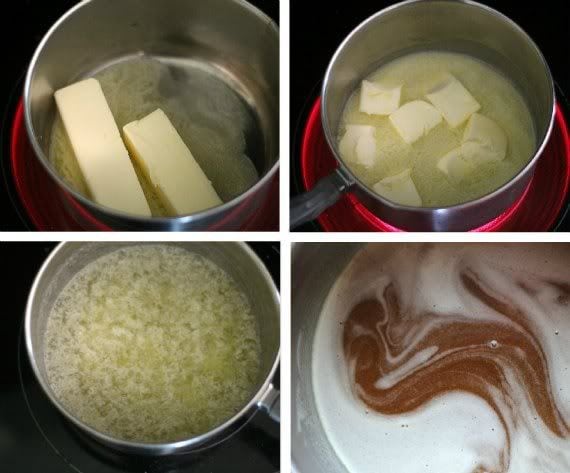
[10,99,278,231]
[300,98,570,232]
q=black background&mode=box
[290,0,570,229]
[0,0,279,230]
[0,242,279,472]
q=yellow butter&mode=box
[389,100,442,144]
[123,109,222,216]
[462,113,508,163]
[54,78,151,217]
[339,124,377,168]
[359,80,401,115]
[426,74,480,128]
[438,113,508,183]
[373,168,422,206]
[437,147,474,182]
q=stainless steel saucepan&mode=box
[290,0,554,232]
[26,242,280,455]
[25,0,279,231]
[292,242,363,473]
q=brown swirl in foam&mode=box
[343,269,570,470]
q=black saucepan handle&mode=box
[290,169,354,229]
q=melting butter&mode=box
[338,51,536,207]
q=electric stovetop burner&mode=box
[297,96,570,232]
[2,243,279,473]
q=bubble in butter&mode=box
[44,245,261,442]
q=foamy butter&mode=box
[45,245,261,442]
[313,244,570,473]
[49,58,259,216]
[338,51,536,207]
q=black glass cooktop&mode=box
[0,0,279,231]
[290,0,570,232]
[0,242,280,473]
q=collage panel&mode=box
[292,242,570,472]
[1,241,280,472]
[1,0,279,232]
[290,1,569,232]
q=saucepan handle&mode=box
[258,383,280,423]
[290,169,353,229]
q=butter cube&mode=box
[359,80,402,115]
[438,114,508,182]
[338,125,377,168]
[426,74,480,128]
[437,147,474,182]
[389,100,442,144]
[54,78,151,217]
[123,109,222,216]
[372,169,422,206]
[462,113,507,163]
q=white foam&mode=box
[374,345,439,390]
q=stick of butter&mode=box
[389,100,442,145]
[123,109,222,216]
[359,80,402,115]
[372,168,422,206]
[338,124,377,168]
[425,74,480,128]
[54,78,151,217]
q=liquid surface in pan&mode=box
[44,245,261,442]
[313,243,570,473]
[48,57,260,216]
[338,51,536,207]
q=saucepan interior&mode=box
[291,243,362,473]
